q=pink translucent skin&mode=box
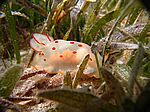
[30,33,100,77]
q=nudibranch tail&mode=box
[32,33,54,46]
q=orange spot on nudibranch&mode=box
[59,55,63,58]
[52,47,56,50]
[72,51,77,54]
[70,42,75,44]
[41,53,44,55]
[78,44,83,47]
[55,40,58,43]
[44,59,46,61]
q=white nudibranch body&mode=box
[30,33,101,77]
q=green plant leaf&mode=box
[83,10,120,44]
[4,2,21,64]
[38,88,119,112]
[0,65,23,98]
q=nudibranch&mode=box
[30,33,101,77]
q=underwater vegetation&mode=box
[0,0,150,112]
